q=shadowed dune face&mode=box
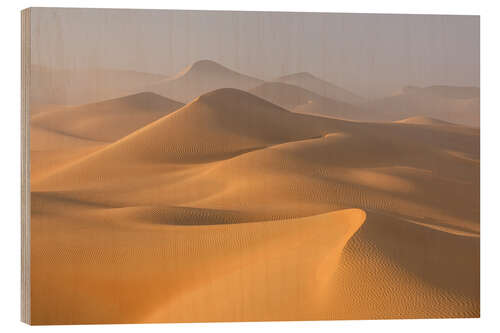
[31,83,479,324]
[333,211,479,319]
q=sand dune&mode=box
[31,92,183,142]
[33,89,479,232]
[276,72,365,105]
[31,65,166,106]
[30,126,106,182]
[30,202,366,324]
[33,89,347,178]
[33,89,479,192]
[250,82,367,120]
[364,85,480,127]
[30,92,183,180]
[333,211,479,319]
[172,129,479,235]
[148,60,263,103]
[30,87,480,324]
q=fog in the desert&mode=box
[28,8,480,324]
[30,8,479,98]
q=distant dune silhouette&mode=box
[364,85,480,127]
[148,60,263,103]
[276,72,365,105]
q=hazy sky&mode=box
[30,8,479,98]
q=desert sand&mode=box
[31,92,183,142]
[30,64,480,324]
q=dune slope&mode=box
[31,204,366,324]
[33,88,352,183]
[31,92,184,142]
[250,82,367,120]
[149,60,263,103]
[30,126,107,182]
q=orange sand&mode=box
[30,86,479,324]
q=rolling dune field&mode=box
[30,63,480,324]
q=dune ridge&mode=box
[31,205,366,324]
[31,92,184,142]
[33,88,348,179]
[250,82,368,120]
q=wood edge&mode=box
[21,7,31,325]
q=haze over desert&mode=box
[26,8,480,325]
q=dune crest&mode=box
[334,211,479,319]
[31,206,366,324]
[148,60,263,102]
[33,88,348,185]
